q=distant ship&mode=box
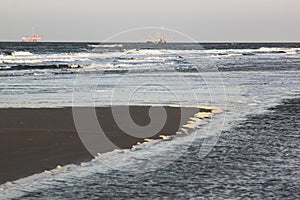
[21,27,42,42]
[146,27,167,44]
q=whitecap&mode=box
[4,51,33,56]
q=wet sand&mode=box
[0,106,211,184]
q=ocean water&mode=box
[0,42,299,199]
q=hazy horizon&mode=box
[1,0,299,42]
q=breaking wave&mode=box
[3,51,33,56]
[1,46,300,76]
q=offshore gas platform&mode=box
[21,27,42,42]
[146,27,167,44]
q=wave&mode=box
[103,69,129,74]
[0,66,11,70]
[3,51,33,56]
[201,47,300,57]
[125,49,170,55]
[1,47,299,76]
[0,71,80,77]
[0,64,82,71]
[88,44,123,48]
[1,58,89,65]
[92,47,298,56]
[242,53,256,56]
[0,52,93,67]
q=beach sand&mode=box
[0,106,212,184]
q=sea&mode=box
[0,42,299,199]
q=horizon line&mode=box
[0,40,300,43]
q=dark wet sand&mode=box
[0,106,211,184]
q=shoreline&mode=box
[0,106,212,184]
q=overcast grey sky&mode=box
[1,0,299,42]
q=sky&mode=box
[0,0,300,42]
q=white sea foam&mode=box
[0,52,93,66]
[7,51,33,56]
[189,47,300,58]
[0,66,11,70]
